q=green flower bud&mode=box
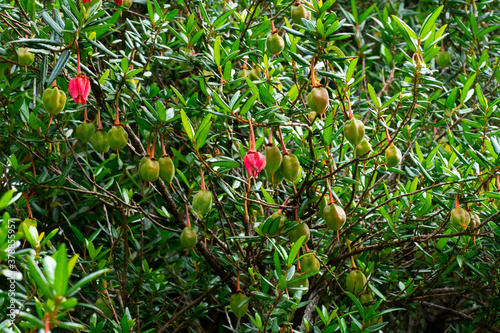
[290,223,310,243]
[436,51,451,67]
[323,203,346,231]
[180,226,197,247]
[90,130,110,154]
[301,254,320,274]
[385,144,402,168]
[43,87,66,115]
[266,33,285,54]
[307,87,329,114]
[108,126,128,151]
[18,48,34,66]
[356,138,371,157]
[346,269,367,295]
[291,4,311,24]
[75,121,95,143]
[264,145,282,178]
[159,156,175,183]
[192,190,212,215]
[450,206,470,231]
[140,157,160,182]
[344,118,365,147]
[230,292,249,318]
[281,154,301,182]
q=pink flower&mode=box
[114,0,123,4]
[68,76,90,105]
[244,151,266,178]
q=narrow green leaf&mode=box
[195,114,212,149]
[214,35,221,67]
[180,109,194,140]
[287,235,306,266]
[26,255,55,299]
[147,0,154,22]
[47,51,70,84]
[260,186,276,205]
[28,0,36,22]
[54,244,69,297]
[156,100,166,121]
[475,83,488,109]
[0,190,15,211]
[419,6,443,40]
[67,269,110,296]
[460,73,476,104]
[323,112,334,146]
[367,83,380,108]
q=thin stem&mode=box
[161,132,167,157]
[151,131,157,159]
[237,271,241,291]
[83,107,89,121]
[186,202,191,228]
[248,117,255,151]
[268,127,273,145]
[97,108,102,130]
[296,250,301,272]
[23,191,33,219]
[326,178,334,204]
[200,165,206,191]
[114,103,120,126]
[277,126,289,154]
[311,59,320,88]
[271,19,277,34]
[76,40,81,75]
[455,196,460,209]
[347,96,354,119]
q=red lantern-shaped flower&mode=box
[68,75,90,105]
[243,118,266,178]
[244,151,266,178]
[114,0,123,4]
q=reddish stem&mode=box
[326,178,334,204]
[455,196,460,209]
[268,127,273,145]
[97,108,102,130]
[277,126,289,155]
[496,175,500,191]
[347,96,353,119]
[277,197,289,215]
[186,202,191,228]
[23,191,33,219]
[76,41,81,75]
[83,107,89,121]
[237,270,241,291]
[151,132,157,159]
[296,250,301,271]
[51,80,56,88]
[45,315,50,333]
[114,103,120,126]
[311,59,320,88]
[200,165,206,191]
[161,132,167,157]
[271,20,277,34]
[248,117,256,151]
[380,117,392,143]
[304,244,310,253]
[146,136,151,156]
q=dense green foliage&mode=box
[1,0,500,332]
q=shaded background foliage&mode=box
[0,0,500,332]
